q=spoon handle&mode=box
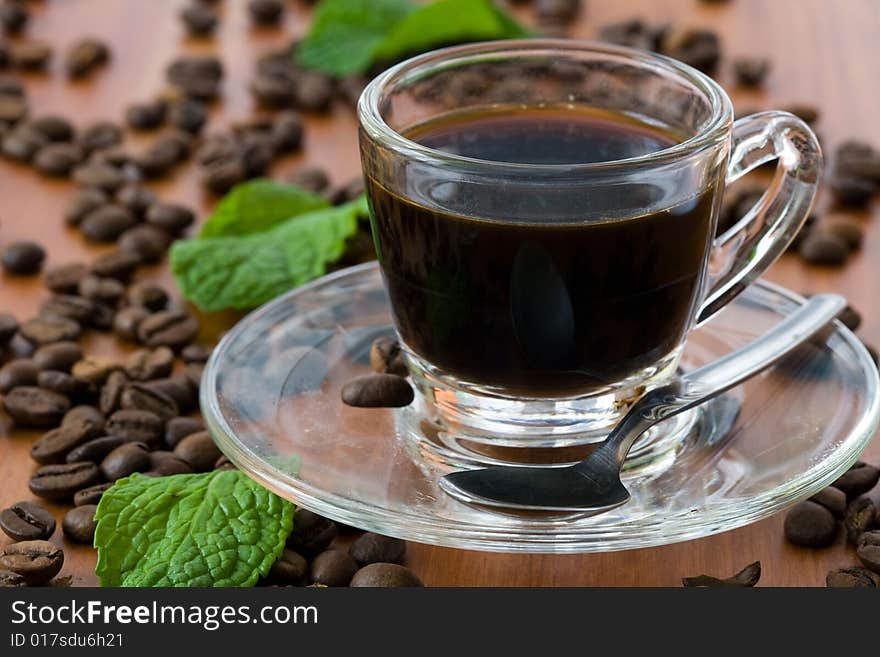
[582,293,847,472]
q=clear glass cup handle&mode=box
[697,111,823,324]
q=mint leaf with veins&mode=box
[94,471,294,587]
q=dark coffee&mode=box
[367,106,719,396]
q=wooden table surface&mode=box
[1,0,878,587]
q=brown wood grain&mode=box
[1,0,878,587]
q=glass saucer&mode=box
[201,262,880,553]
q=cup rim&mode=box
[358,39,733,173]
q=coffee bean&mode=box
[123,283,167,312]
[164,416,203,449]
[798,230,848,266]
[826,566,879,588]
[7,333,35,358]
[115,183,158,219]
[79,121,122,155]
[782,104,819,125]
[144,376,196,413]
[271,111,303,153]
[138,310,199,349]
[99,370,128,415]
[1,240,44,275]
[78,275,124,305]
[62,405,105,434]
[295,72,334,113]
[0,501,55,541]
[118,224,170,263]
[535,0,581,25]
[350,563,424,588]
[3,386,70,427]
[266,549,308,586]
[857,530,880,573]
[72,161,124,192]
[34,142,83,176]
[65,38,109,78]
[0,570,26,587]
[733,57,770,87]
[369,337,408,376]
[783,500,837,548]
[91,249,140,280]
[147,450,193,476]
[144,202,194,234]
[80,205,137,242]
[341,374,414,408]
[183,362,203,390]
[830,176,876,207]
[169,97,208,135]
[0,1,28,34]
[36,370,91,400]
[112,307,149,344]
[105,409,163,446]
[310,549,357,587]
[349,532,406,566]
[125,99,166,131]
[173,431,221,472]
[202,158,246,195]
[181,344,211,363]
[166,55,223,101]
[1,123,45,161]
[39,295,94,325]
[64,189,110,228]
[250,72,296,108]
[101,442,151,481]
[71,358,120,385]
[124,347,173,382]
[287,509,337,556]
[66,435,129,465]
[0,358,38,392]
[181,3,218,36]
[0,312,19,346]
[62,505,97,544]
[121,382,179,420]
[44,262,90,292]
[844,497,877,544]
[136,133,189,177]
[29,462,100,501]
[73,482,113,506]
[833,461,879,498]
[31,116,75,143]
[31,422,97,464]
[0,540,63,585]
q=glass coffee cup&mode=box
[358,40,821,448]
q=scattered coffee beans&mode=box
[350,563,424,588]
[3,386,71,427]
[65,39,110,78]
[0,501,56,541]
[266,549,309,586]
[2,240,45,275]
[856,530,880,574]
[173,431,222,472]
[62,505,97,543]
[101,442,151,481]
[73,482,113,507]
[826,566,879,588]
[0,358,38,393]
[349,532,406,566]
[341,374,414,408]
[843,497,876,544]
[29,462,100,501]
[287,509,337,556]
[681,561,761,587]
[0,540,64,585]
[310,549,358,587]
[833,461,880,498]
[784,501,838,547]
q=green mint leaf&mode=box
[170,199,364,311]
[297,0,528,77]
[199,179,329,238]
[94,471,294,587]
[296,0,416,77]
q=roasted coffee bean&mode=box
[266,549,308,586]
[799,230,848,266]
[148,450,193,476]
[164,416,203,449]
[288,166,329,194]
[29,462,100,501]
[248,0,283,25]
[91,249,140,280]
[1,240,44,275]
[43,262,90,293]
[34,142,83,176]
[181,2,217,36]
[782,104,819,125]
[660,27,720,74]
[369,337,408,376]
[0,570,26,588]
[287,509,337,556]
[71,358,119,385]
[830,176,876,207]
[115,183,157,219]
[3,386,70,427]
[271,111,303,153]
[181,344,211,363]
[72,161,124,192]
[39,295,94,325]
[783,501,837,548]
[0,501,55,542]
[250,72,296,108]
[350,563,424,588]
[173,431,221,472]
[63,189,108,227]
[124,283,168,312]
[0,541,63,585]
[144,202,194,234]
[101,442,151,481]
[310,549,358,587]
[214,454,235,471]
[144,376,196,413]
[169,97,208,134]
[125,99,166,131]
[113,306,149,341]
[125,347,174,382]
[833,461,879,498]
[80,205,137,242]
[99,370,128,414]
[341,374,414,408]
[844,497,877,544]
[138,310,199,349]
[295,72,334,113]
[73,482,113,506]
[7,333,35,358]
[535,0,581,24]
[120,382,178,420]
[0,312,18,346]
[202,158,246,195]
[65,38,110,78]
[166,55,223,101]
[79,121,122,154]
[62,405,105,434]
[733,57,770,87]
[0,76,25,97]
[0,358,38,392]
[31,116,74,142]
[31,422,97,464]
[681,561,762,588]
[78,275,124,304]
[183,362,203,390]
[62,505,97,544]
[118,224,170,263]
[0,94,28,126]
[0,1,28,34]
[88,303,115,332]
[66,435,129,465]
[136,133,189,177]
[240,133,274,176]
[1,123,45,161]
[349,532,406,566]
[37,370,91,400]
[196,133,238,166]
[857,530,880,573]
[105,409,162,445]
[826,566,879,588]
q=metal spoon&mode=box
[440,293,846,513]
